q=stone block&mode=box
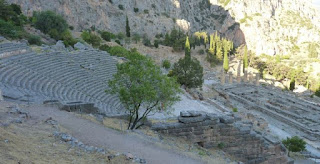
[178,115,208,124]
[180,111,204,117]
[219,116,235,124]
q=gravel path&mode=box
[25,104,205,164]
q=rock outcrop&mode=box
[9,0,320,56]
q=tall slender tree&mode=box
[126,15,130,37]
[185,36,191,57]
[223,47,229,72]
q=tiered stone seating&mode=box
[0,42,122,115]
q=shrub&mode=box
[154,40,159,48]
[172,56,204,88]
[218,142,225,149]
[282,136,306,154]
[144,9,149,14]
[117,32,125,40]
[115,39,121,45]
[162,60,171,69]
[155,33,163,39]
[108,0,113,4]
[101,31,115,42]
[134,8,139,13]
[27,35,42,45]
[118,5,124,10]
[198,49,205,55]
[61,30,77,47]
[106,46,130,57]
[81,31,101,48]
[132,33,141,43]
[143,36,152,47]
[232,108,238,112]
[99,44,110,51]
[69,26,74,30]
[151,4,156,8]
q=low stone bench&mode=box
[59,101,99,114]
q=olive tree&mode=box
[107,52,181,130]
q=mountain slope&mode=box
[9,0,320,56]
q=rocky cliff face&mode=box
[10,0,320,56]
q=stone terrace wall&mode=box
[152,111,291,164]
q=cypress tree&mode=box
[243,45,248,73]
[223,48,229,72]
[216,41,223,61]
[185,36,191,57]
[290,77,295,91]
[126,15,130,37]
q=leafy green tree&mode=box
[107,53,181,129]
[172,56,204,88]
[33,11,68,34]
[282,136,306,156]
[185,36,191,57]
[0,0,15,21]
[126,15,130,37]
[243,45,248,73]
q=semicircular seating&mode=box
[0,42,123,115]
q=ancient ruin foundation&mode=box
[152,111,291,164]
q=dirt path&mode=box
[24,104,204,164]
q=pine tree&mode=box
[126,15,130,37]
[185,36,191,57]
[243,45,248,73]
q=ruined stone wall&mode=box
[152,111,290,164]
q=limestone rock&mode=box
[125,153,134,160]
[52,40,66,52]
[180,111,202,117]
[74,42,90,50]
[219,116,235,124]
[0,89,3,101]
